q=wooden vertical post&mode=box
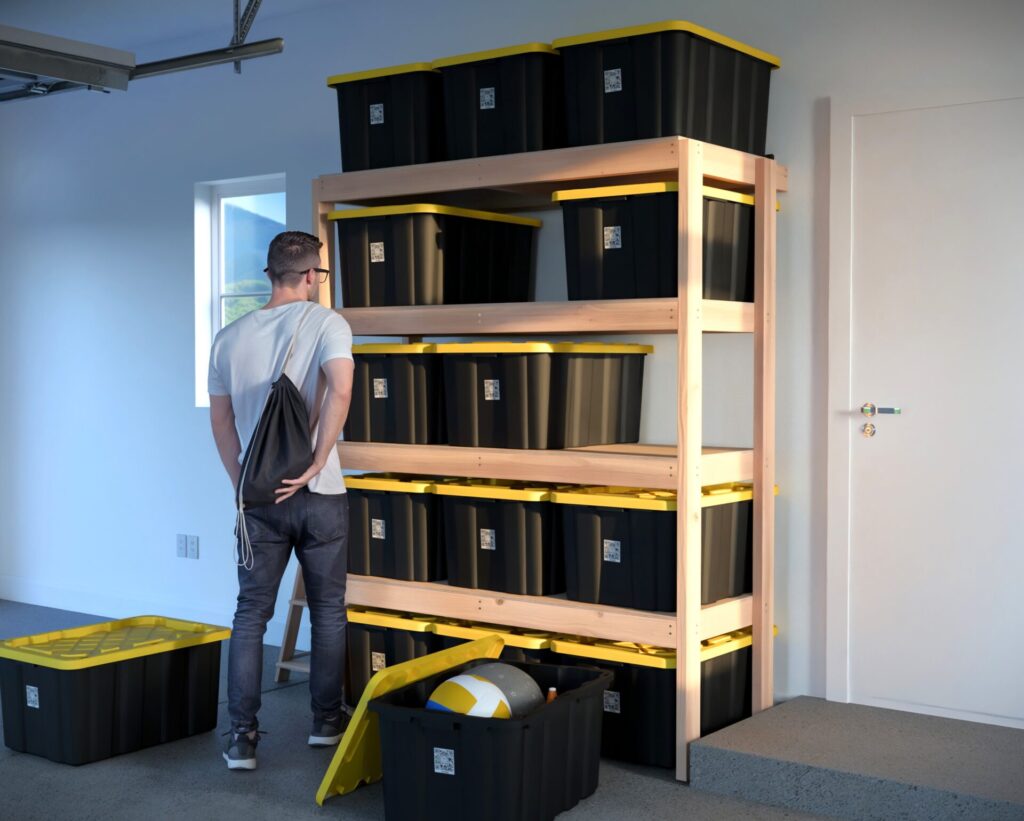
[752,157,778,713]
[676,138,704,781]
[313,182,336,309]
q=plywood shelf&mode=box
[338,442,753,490]
[339,297,752,336]
[316,136,788,209]
[346,576,754,646]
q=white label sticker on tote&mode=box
[371,518,386,540]
[603,690,621,714]
[369,241,385,263]
[371,651,387,672]
[479,87,496,109]
[373,378,389,399]
[25,685,39,709]
[603,226,622,250]
[480,528,496,551]
[604,68,623,93]
[369,103,384,124]
[434,747,456,775]
[602,539,622,563]
[484,379,501,401]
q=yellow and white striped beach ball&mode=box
[426,673,512,719]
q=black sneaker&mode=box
[223,727,263,770]
[308,715,348,747]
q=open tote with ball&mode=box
[235,303,316,570]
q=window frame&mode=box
[195,173,286,408]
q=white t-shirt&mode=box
[208,301,353,495]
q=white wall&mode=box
[1,0,1022,698]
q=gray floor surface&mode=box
[695,696,1024,805]
[0,600,826,821]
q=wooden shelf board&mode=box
[345,575,677,645]
[700,595,754,640]
[344,578,751,645]
[317,137,787,208]
[338,442,753,489]
[339,297,752,336]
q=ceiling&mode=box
[0,0,335,55]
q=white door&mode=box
[828,96,1024,728]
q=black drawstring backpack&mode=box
[235,304,315,569]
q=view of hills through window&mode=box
[221,191,285,325]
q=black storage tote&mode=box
[432,43,564,160]
[554,182,767,302]
[552,21,779,154]
[552,482,761,611]
[369,658,612,821]
[346,473,444,582]
[438,342,651,449]
[0,616,228,765]
[331,204,540,307]
[346,343,445,444]
[434,478,564,596]
[344,608,439,709]
[327,63,444,171]
[552,627,768,768]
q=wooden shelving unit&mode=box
[309,135,784,781]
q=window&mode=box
[195,173,286,407]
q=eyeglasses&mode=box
[265,267,330,283]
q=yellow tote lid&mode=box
[432,43,558,69]
[433,341,653,355]
[346,608,437,633]
[344,473,435,494]
[552,183,780,211]
[0,616,230,671]
[329,203,541,228]
[432,620,552,650]
[327,62,437,86]
[551,625,779,668]
[553,182,679,202]
[352,343,436,355]
[549,483,778,510]
[551,486,678,511]
[432,478,552,503]
[552,21,780,68]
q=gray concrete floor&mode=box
[0,600,826,821]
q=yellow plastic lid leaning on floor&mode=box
[432,477,553,503]
[552,182,780,210]
[432,43,558,69]
[352,343,437,355]
[432,619,553,650]
[433,341,653,355]
[317,635,504,805]
[0,616,231,671]
[346,608,437,633]
[551,625,779,668]
[344,473,436,494]
[327,62,437,87]
[552,21,780,68]
[328,204,541,228]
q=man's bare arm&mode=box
[210,394,242,490]
[276,356,355,502]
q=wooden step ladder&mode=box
[274,567,310,682]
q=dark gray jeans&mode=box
[228,488,348,732]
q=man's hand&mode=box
[210,394,242,491]
[275,459,326,504]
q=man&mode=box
[208,231,355,771]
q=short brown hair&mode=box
[265,231,323,284]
